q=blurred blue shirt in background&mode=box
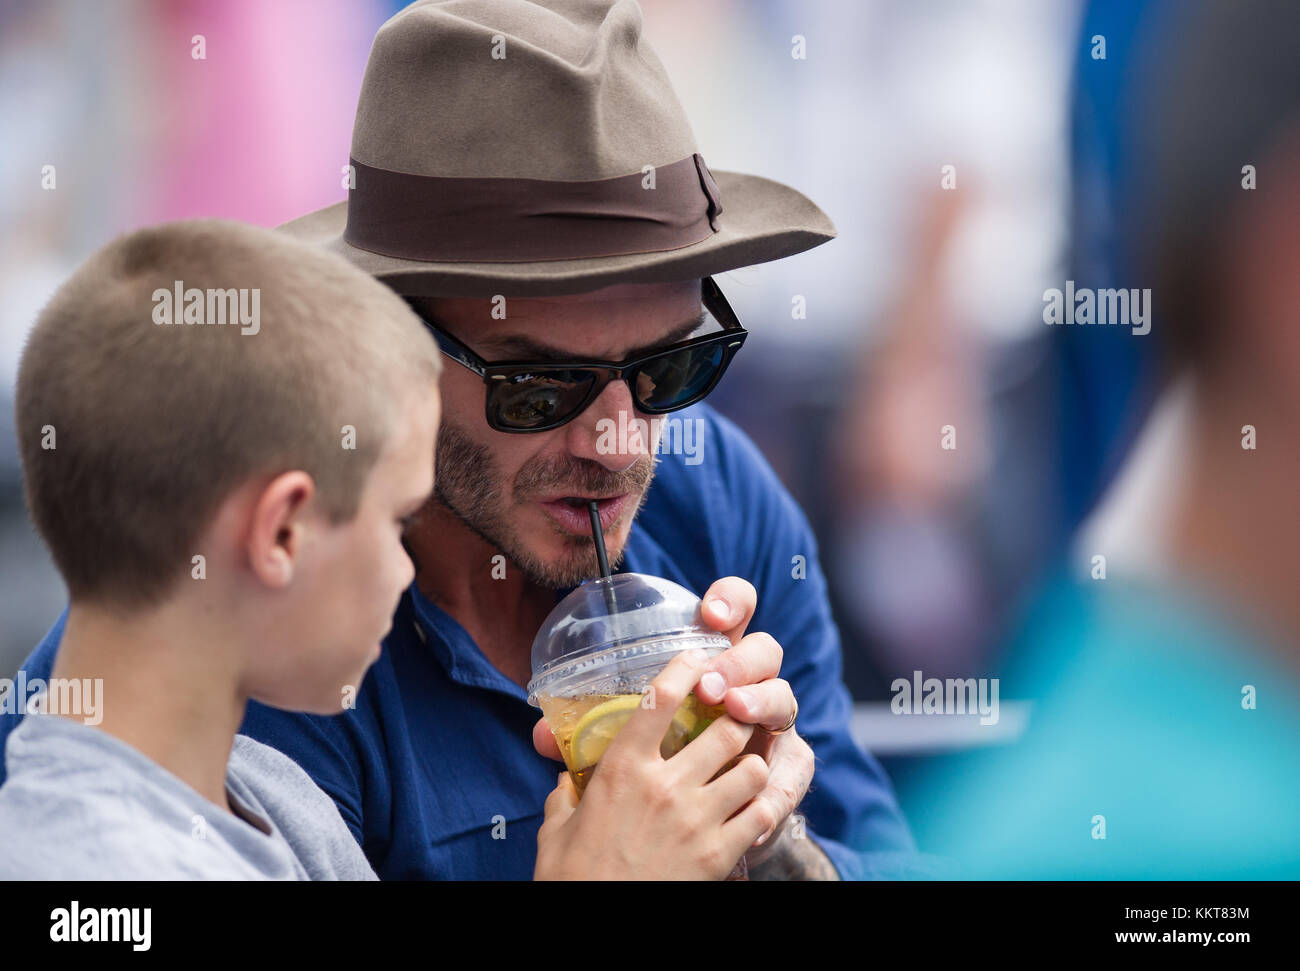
[909,569,1300,878]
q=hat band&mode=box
[343,153,724,264]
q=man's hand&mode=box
[693,578,838,878]
[692,577,813,862]
[532,576,824,872]
[534,650,772,880]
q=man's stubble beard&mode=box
[432,421,657,588]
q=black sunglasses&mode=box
[406,277,747,433]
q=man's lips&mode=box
[535,491,625,503]
[537,493,630,534]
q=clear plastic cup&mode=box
[526,572,732,796]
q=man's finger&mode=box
[749,731,813,845]
[695,630,783,705]
[722,677,796,732]
[720,794,782,866]
[532,717,563,761]
[699,576,757,645]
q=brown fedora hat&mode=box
[278,0,836,297]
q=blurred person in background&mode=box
[1049,0,1173,530]
[908,0,1300,878]
[784,0,1078,698]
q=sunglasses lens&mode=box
[635,342,727,411]
[489,370,597,429]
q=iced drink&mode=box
[536,689,727,795]
[527,572,732,795]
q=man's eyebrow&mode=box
[477,310,709,362]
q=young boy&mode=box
[0,220,768,879]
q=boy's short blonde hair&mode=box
[15,219,441,609]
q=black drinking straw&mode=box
[587,500,612,579]
[587,500,619,616]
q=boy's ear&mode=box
[247,471,317,589]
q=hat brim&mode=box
[275,170,835,297]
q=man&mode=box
[3,0,913,879]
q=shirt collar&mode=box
[401,524,666,700]
[405,584,521,699]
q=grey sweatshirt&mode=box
[0,713,376,880]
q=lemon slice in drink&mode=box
[569,694,699,768]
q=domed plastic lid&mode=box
[526,573,728,705]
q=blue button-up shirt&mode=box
[1,403,913,878]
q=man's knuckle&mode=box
[761,632,784,666]
[795,735,814,763]
[728,647,758,685]
[774,778,801,809]
[756,799,782,836]
[739,753,769,789]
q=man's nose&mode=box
[563,377,650,471]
